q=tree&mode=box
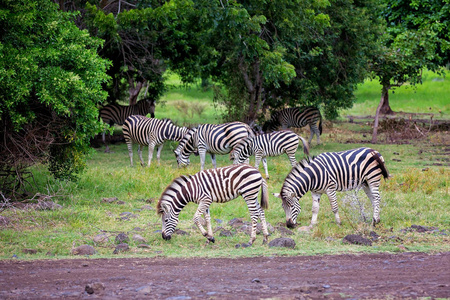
[0,0,109,196]
[370,0,450,143]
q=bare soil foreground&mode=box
[1,252,449,299]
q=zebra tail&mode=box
[372,150,389,180]
[318,114,323,135]
[299,136,310,157]
[260,178,269,210]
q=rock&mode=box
[238,224,251,235]
[136,285,152,294]
[102,197,118,203]
[113,243,129,254]
[174,229,189,236]
[252,278,261,283]
[256,222,274,234]
[228,218,245,228]
[370,231,380,241]
[93,233,109,244]
[132,227,144,232]
[275,226,294,236]
[117,201,126,205]
[214,219,223,224]
[268,238,296,249]
[115,233,129,244]
[343,234,372,246]
[85,282,105,295]
[141,205,154,210]
[137,244,151,248]
[219,230,234,237]
[132,234,147,243]
[298,226,312,232]
[72,245,96,256]
[22,248,37,254]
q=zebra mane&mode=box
[295,156,316,170]
[157,175,191,215]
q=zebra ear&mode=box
[272,193,281,198]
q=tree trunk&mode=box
[128,79,144,105]
[379,89,395,115]
[372,85,389,143]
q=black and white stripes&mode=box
[123,115,188,167]
[157,164,270,245]
[174,121,255,171]
[263,107,322,144]
[99,98,155,150]
[231,130,309,179]
[274,147,389,228]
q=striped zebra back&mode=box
[123,116,186,146]
[282,147,388,198]
[99,98,155,126]
[264,107,322,132]
[233,130,307,163]
[157,164,268,239]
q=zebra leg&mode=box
[325,190,341,225]
[363,184,381,225]
[137,145,145,166]
[147,142,155,167]
[193,202,214,243]
[286,151,297,167]
[261,157,270,179]
[203,208,214,243]
[210,153,217,169]
[126,140,134,167]
[308,125,315,145]
[102,131,110,153]
[310,192,322,227]
[156,144,164,164]
[258,208,270,245]
[310,123,320,144]
[199,149,207,171]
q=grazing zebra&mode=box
[157,164,270,245]
[263,107,322,145]
[99,98,155,151]
[122,115,188,167]
[273,147,389,228]
[174,121,255,171]
[230,130,310,179]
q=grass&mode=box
[342,69,450,119]
[0,70,449,260]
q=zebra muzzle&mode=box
[286,219,296,229]
[162,232,172,240]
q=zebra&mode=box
[263,107,322,145]
[122,115,189,167]
[157,164,270,245]
[273,147,389,228]
[174,121,255,171]
[230,130,310,179]
[99,98,155,151]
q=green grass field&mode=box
[0,71,448,260]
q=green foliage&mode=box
[0,0,109,183]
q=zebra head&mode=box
[157,200,179,241]
[143,98,156,118]
[174,127,198,167]
[231,138,253,165]
[273,189,301,228]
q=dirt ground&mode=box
[0,252,449,299]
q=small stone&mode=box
[115,233,129,244]
[137,244,151,248]
[343,234,372,246]
[174,229,189,236]
[72,245,96,256]
[102,197,117,203]
[219,230,234,237]
[22,249,37,255]
[93,233,109,244]
[141,205,154,210]
[275,226,294,236]
[252,278,261,283]
[85,282,105,295]
[132,234,147,243]
[268,238,296,249]
[113,243,129,254]
[136,285,152,294]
